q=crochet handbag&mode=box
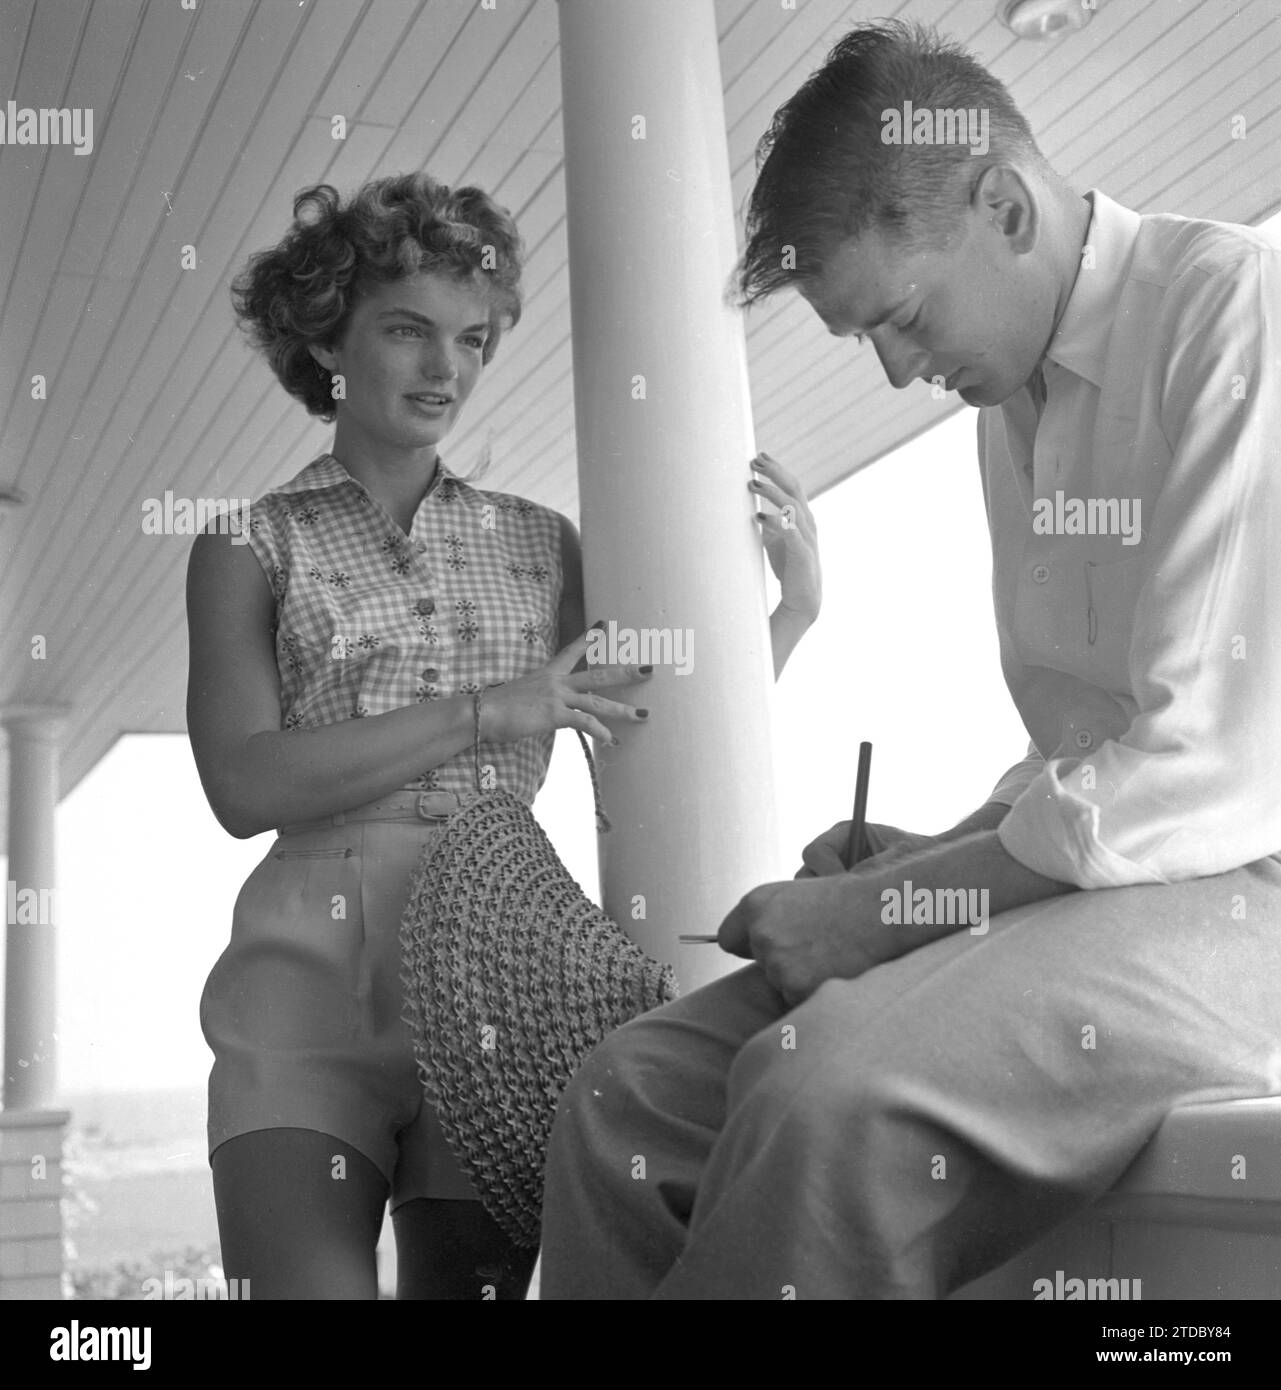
[399,688,679,1247]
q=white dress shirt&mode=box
[979,189,1281,888]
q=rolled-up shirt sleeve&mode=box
[999,249,1281,887]
[987,743,1045,807]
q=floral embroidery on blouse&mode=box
[241,454,564,803]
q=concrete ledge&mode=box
[953,1097,1281,1300]
[1106,1097,1281,1205]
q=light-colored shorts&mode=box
[200,788,481,1208]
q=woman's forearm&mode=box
[218,697,477,838]
[770,603,816,678]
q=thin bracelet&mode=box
[472,689,484,793]
[473,684,611,833]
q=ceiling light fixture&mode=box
[997,0,1101,41]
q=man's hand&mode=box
[795,820,937,878]
[716,826,1073,1008]
[717,874,883,1006]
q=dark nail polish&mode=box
[638,664,653,675]
[611,736,621,747]
[591,618,606,631]
[636,709,649,719]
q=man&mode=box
[539,20,1281,1299]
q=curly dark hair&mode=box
[734,20,1048,307]
[231,172,524,420]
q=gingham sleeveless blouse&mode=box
[237,453,562,803]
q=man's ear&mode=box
[308,341,338,373]
[973,164,1038,257]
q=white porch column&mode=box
[2,706,67,1109]
[1,705,69,1299]
[557,0,784,988]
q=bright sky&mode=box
[0,405,1033,1096]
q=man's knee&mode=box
[551,1015,654,1148]
[724,1013,924,1157]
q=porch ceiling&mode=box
[1,0,1278,837]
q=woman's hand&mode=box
[478,627,652,745]
[751,452,820,624]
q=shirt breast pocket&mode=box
[1082,555,1146,689]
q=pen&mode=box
[846,739,873,867]
[680,739,874,944]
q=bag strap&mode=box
[473,688,611,833]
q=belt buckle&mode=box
[415,790,459,821]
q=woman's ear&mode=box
[308,341,338,374]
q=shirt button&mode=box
[1032,563,1050,584]
[421,667,440,681]
[413,598,435,616]
[416,541,427,553]
[1075,730,1093,750]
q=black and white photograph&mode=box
[0,0,1278,1352]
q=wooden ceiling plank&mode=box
[714,0,764,45]
[95,1,256,283]
[717,0,849,94]
[724,1,885,138]
[314,0,423,119]
[1030,3,1253,159]
[373,0,537,194]
[416,6,557,186]
[0,0,113,294]
[0,3,138,425]
[0,14,185,486]
[0,0,38,93]
[360,0,506,129]
[47,353,310,705]
[1144,109,1281,222]
[5,19,373,621]
[59,4,199,281]
[0,115,328,633]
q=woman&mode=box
[186,172,820,1299]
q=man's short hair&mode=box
[734,19,1050,307]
